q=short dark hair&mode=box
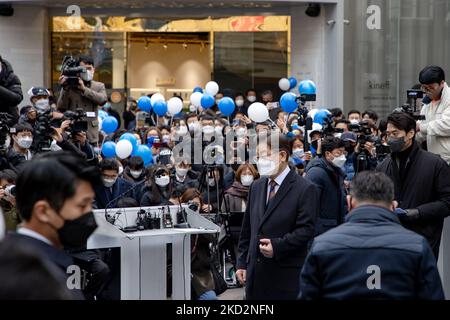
[335,119,350,127]
[16,152,101,221]
[262,90,273,97]
[350,171,394,205]
[128,156,144,170]
[99,158,119,173]
[419,66,445,85]
[185,113,198,122]
[117,197,139,208]
[329,108,343,118]
[362,110,379,122]
[12,123,33,135]
[78,55,94,67]
[245,89,256,96]
[347,110,361,117]
[0,169,17,183]
[387,112,416,134]
[321,137,344,154]
[259,132,291,159]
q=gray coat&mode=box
[56,80,107,144]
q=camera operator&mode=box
[7,123,35,173]
[0,55,23,124]
[416,66,450,163]
[351,121,380,172]
[0,169,18,231]
[57,55,107,145]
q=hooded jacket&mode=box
[0,58,23,122]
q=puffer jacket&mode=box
[0,58,23,123]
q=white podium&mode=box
[87,206,219,300]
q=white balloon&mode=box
[248,103,269,123]
[205,81,219,96]
[278,78,290,91]
[190,92,203,107]
[308,108,319,120]
[167,97,183,115]
[150,93,165,105]
[116,140,133,159]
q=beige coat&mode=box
[56,80,107,144]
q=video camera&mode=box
[61,56,86,88]
[63,109,94,136]
[396,89,426,120]
[349,121,377,146]
[321,116,344,138]
[34,109,55,152]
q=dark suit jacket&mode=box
[237,169,319,300]
[4,232,84,299]
[94,178,136,209]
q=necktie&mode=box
[267,180,278,204]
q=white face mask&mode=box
[81,69,94,82]
[247,96,256,103]
[350,119,359,125]
[176,167,188,177]
[177,126,188,135]
[130,170,143,179]
[189,105,197,113]
[292,148,305,159]
[236,99,244,107]
[241,175,254,187]
[208,178,216,187]
[215,99,221,105]
[331,154,347,168]
[162,135,170,143]
[35,99,50,112]
[236,127,247,136]
[156,175,170,187]
[4,135,10,149]
[334,132,343,139]
[102,177,117,188]
[257,158,278,177]
[16,136,33,149]
[215,126,223,135]
[118,165,124,176]
[188,122,200,133]
[202,125,215,135]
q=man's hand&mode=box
[236,269,247,285]
[364,141,376,156]
[201,204,212,213]
[52,111,64,120]
[78,78,86,92]
[304,151,312,161]
[52,127,63,143]
[0,186,5,200]
[259,239,274,258]
[59,75,67,87]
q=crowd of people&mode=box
[0,53,449,300]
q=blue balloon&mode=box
[314,110,331,125]
[137,96,152,112]
[218,97,235,116]
[135,145,153,167]
[153,101,168,116]
[201,94,215,109]
[299,80,317,95]
[193,87,203,93]
[119,133,138,152]
[289,77,297,89]
[102,116,118,134]
[101,141,116,158]
[280,92,298,113]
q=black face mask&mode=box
[311,140,319,151]
[58,211,98,249]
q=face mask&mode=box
[189,105,197,113]
[215,99,221,105]
[350,119,359,125]
[163,118,170,126]
[177,126,188,135]
[58,211,97,249]
[236,99,244,107]
[257,158,278,177]
[241,175,254,187]
[102,177,117,188]
[247,96,256,103]
[345,145,355,155]
[162,135,170,143]
[188,122,200,133]
[156,175,170,187]
[202,125,215,135]
[387,136,406,153]
[16,136,33,149]
[35,99,50,112]
[292,148,305,159]
[4,135,10,149]
[176,167,188,177]
[118,165,124,176]
[215,126,223,135]
[130,170,143,179]
[81,69,94,82]
[311,140,319,152]
[331,154,347,168]
[208,178,216,187]
[334,133,342,139]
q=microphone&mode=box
[104,178,147,226]
[171,171,191,228]
[304,116,313,152]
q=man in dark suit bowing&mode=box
[236,132,319,300]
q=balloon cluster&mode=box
[136,93,184,117]
[101,133,153,167]
[190,81,236,116]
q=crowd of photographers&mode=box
[0,53,449,300]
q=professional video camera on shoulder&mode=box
[63,108,96,136]
[395,89,426,121]
[60,55,86,88]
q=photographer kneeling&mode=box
[57,55,107,145]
